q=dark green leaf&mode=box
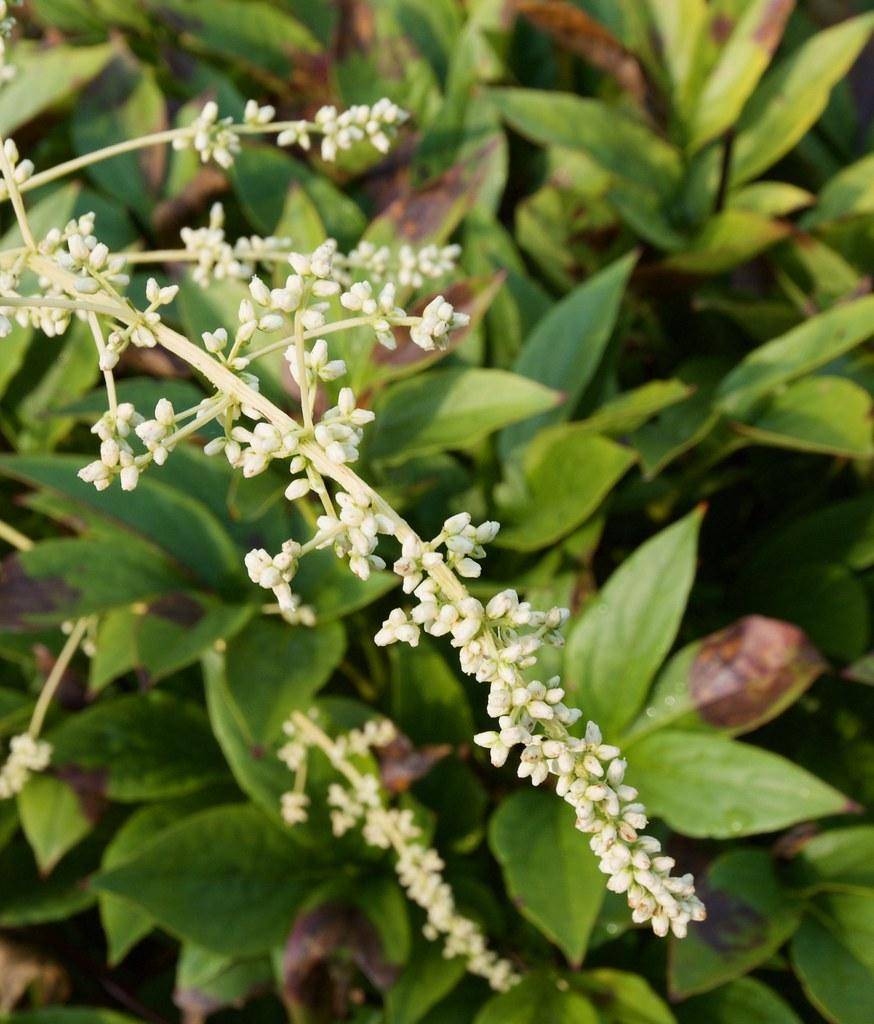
[369,368,559,463]
[0,537,183,630]
[495,427,635,552]
[475,972,598,1024]
[0,454,242,589]
[564,509,702,736]
[677,977,803,1024]
[670,849,802,998]
[489,790,605,965]
[499,252,637,458]
[48,692,226,801]
[787,826,874,898]
[627,731,851,838]
[93,803,324,955]
[715,296,874,418]
[790,893,874,1024]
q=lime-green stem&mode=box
[0,133,35,249]
[0,518,33,552]
[29,618,88,737]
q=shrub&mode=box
[0,2,872,1022]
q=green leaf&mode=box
[13,321,99,453]
[644,0,708,122]
[18,773,95,873]
[660,211,788,274]
[48,692,226,801]
[489,790,605,966]
[787,826,874,897]
[803,153,874,229]
[499,252,638,457]
[733,376,874,458]
[132,594,254,686]
[369,368,559,463]
[572,968,675,1024]
[202,648,292,820]
[390,638,473,746]
[686,0,793,152]
[224,618,345,744]
[576,380,693,436]
[677,977,803,1024]
[0,1010,142,1024]
[99,793,229,965]
[0,454,242,589]
[0,324,33,405]
[0,41,114,133]
[791,893,874,1024]
[174,944,273,1020]
[670,849,802,998]
[475,972,598,1024]
[626,730,851,838]
[0,537,183,630]
[386,934,466,1024]
[715,296,874,417]
[144,0,320,76]
[495,427,635,552]
[0,835,98,927]
[731,14,874,185]
[564,509,702,736]
[631,356,727,477]
[491,89,681,198]
[71,55,166,219]
[93,803,324,955]
[729,181,814,217]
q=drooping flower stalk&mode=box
[0,100,705,943]
[279,710,519,991]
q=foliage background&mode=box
[0,0,873,1021]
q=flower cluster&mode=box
[339,240,461,289]
[278,711,518,991]
[78,402,143,492]
[174,100,240,168]
[0,733,52,799]
[316,490,395,580]
[0,138,31,200]
[180,203,252,287]
[379,581,706,938]
[244,539,301,612]
[311,98,407,161]
[169,97,407,172]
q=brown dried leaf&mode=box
[366,138,500,247]
[689,615,826,732]
[0,553,78,632]
[377,733,451,794]
[517,1,651,109]
[0,937,70,1012]
[54,765,109,824]
[283,903,397,1017]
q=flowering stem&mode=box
[0,293,125,318]
[0,517,33,552]
[244,316,419,365]
[0,133,35,249]
[14,129,186,197]
[9,118,340,201]
[29,617,88,737]
[87,312,118,416]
